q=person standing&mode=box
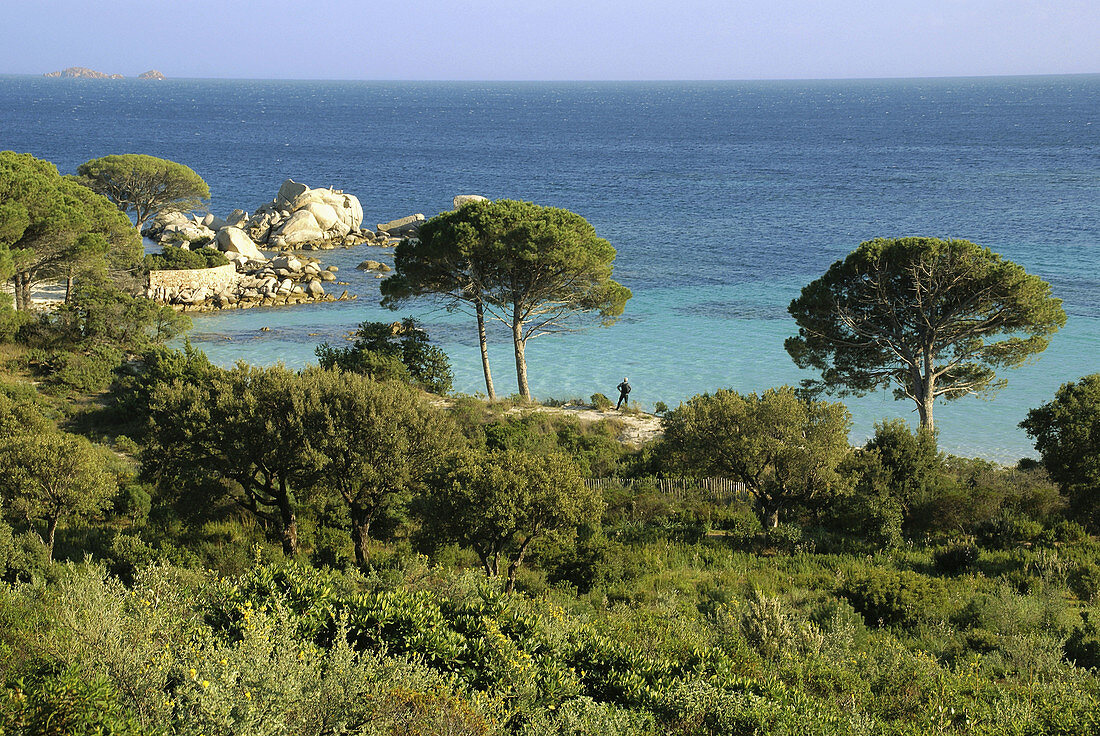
[615,377,631,410]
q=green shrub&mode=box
[1071,561,1100,603]
[1065,612,1100,670]
[976,512,1046,550]
[839,567,945,627]
[2,531,51,583]
[27,344,125,394]
[934,543,981,575]
[0,667,149,736]
[591,393,613,411]
[740,590,795,660]
[764,523,804,553]
[144,245,229,271]
[713,506,763,547]
[545,534,647,594]
[653,401,668,415]
[315,318,453,395]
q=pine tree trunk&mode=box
[512,305,530,400]
[917,360,935,433]
[476,299,496,400]
[13,272,28,311]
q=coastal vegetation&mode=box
[1,152,1098,734]
[74,154,211,231]
[382,200,631,401]
[787,237,1067,431]
[0,151,142,311]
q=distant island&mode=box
[42,67,165,80]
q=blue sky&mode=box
[2,0,1097,80]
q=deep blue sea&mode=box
[2,75,1097,461]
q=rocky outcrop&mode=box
[216,227,265,261]
[138,70,166,80]
[251,179,368,250]
[147,254,348,311]
[43,67,123,79]
[143,180,374,255]
[376,214,424,237]
[453,194,488,209]
[144,211,215,246]
[356,260,391,272]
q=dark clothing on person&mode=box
[616,380,631,410]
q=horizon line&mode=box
[5,71,1099,84]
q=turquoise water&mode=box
[2,76,1097,460]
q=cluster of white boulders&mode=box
[215,255,349,310]
[142,186,489,310]
[150,254,352,311]
[143,179,376,254]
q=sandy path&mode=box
[430,397,664,447]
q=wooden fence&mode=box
[584,477,751,503]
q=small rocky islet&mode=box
[143,180,482,311]
[43,67,165,79]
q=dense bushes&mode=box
[315,318,453,394]
[839,567,946,627]
[3,342,1100,735]
[143,245,229,271]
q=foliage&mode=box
[1071,562,1100,604]
[829,420,944,547]
[934,543,981,575]
[0,666,149,736]
[298,368,456,566]
[839,567,945,627]
[74,154,210,230]
[143,364,312,556]
[787,237,1066,430]
[1065,613,1100,670]
[661,386,852,527]
[144,245,228,271]
[0,151,142,312]
[17,283,190,393]
[740,590,797,661]
[315,317,453,395]
[422,449,603,591]
[590,392,612,411]
[109,343,216,429]
[1021,373,1100,529]
[0,429,117,559]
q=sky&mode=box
[1,0,1097,81]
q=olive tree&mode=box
[661,386,852,528]
[787,237,1066,431]
[422,449,602,592]
[143,364,311,556]
[1020,374,1100,527]
[299,368,455,566]
[75,154,210,230]
[0,430,117,559]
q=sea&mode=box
[1,75,1097,462]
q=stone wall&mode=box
[147,263,239,302]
